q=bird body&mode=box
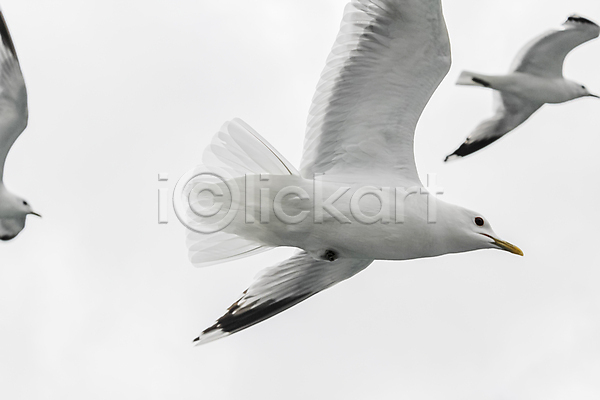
[203,173,503,262]
[182,0,523,345]
[446,15,599,161]
[458,71,589,104]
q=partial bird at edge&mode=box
[0,9,40,241]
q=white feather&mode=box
[184,118,298,267]
[300,0,451,186]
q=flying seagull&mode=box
[0,10,39,241]
[182,0,523,346]
[445,15,599,161]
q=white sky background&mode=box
[1,0,599,398]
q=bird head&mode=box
[6,194,41,219]
[441,205,523,257]
[468,213,523,256]
[570,82,599,99]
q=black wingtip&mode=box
[446,135,503,160]
[0,10,18,61]
[472,77,491,88]
[566,15,599,27]
[444,153,461,162]
[193,294,308,345]
[217,295,306,336]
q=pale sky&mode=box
[1,1,600,399]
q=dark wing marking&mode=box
[445,92,542,160]
[0,11,17,61]
[566,15,599,27]
[194,251,372,345]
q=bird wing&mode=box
[0,10,27,182]
[445,92,542,160]
[194,251,372,345]
[0,216,25,241]
[300,0,451,187]
[511,15,599,78]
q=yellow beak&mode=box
[483,234,523,256]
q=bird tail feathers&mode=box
[181,119,299,267]
[202,118,299,177]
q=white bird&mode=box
[0,10,39,241]
[182,0,523,346]
[445,15,599,161]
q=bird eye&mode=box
[474,217,484,226]
[581,85,586,89]
[22,201,28,206]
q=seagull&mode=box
[0,10,39,241]
[182,0,523,346]
[445,15,599,161]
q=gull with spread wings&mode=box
[446,15,599,161]
[181,0,523,345]
[0,10,40,241]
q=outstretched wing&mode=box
[194,252,372,345]
[0,10,27,182]
[300,0,450,186]
[445,92,542,160]
[512,15,599,78]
